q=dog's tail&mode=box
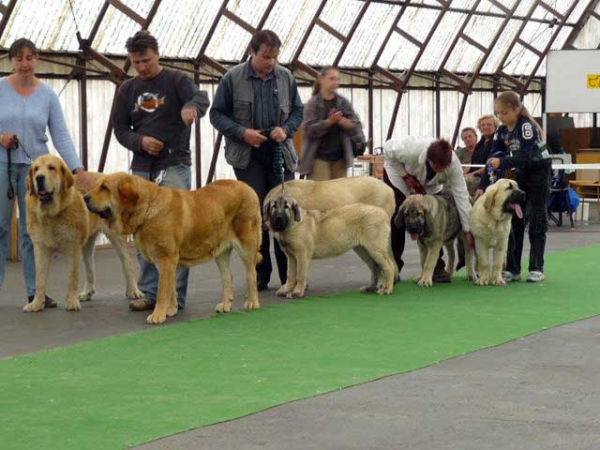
[255,214,263,265]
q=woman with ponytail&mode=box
[298,67,365,180]
[476,91,551,283]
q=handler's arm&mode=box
[449,160,472,232]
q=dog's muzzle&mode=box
[503,190,526,218]
[84,195,113,220]
[270,212,290,232]
[406,220,424,240]
[35,175,54,204]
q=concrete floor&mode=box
[1,211,599,449]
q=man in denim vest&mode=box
[210,30,304,291]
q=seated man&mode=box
[382,136,474,282]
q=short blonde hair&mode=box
[477,114,498,130]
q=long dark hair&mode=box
[312,66,338,97]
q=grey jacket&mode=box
[298,92,364,176]
[209,60,304,171]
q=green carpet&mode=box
[1,245,600,450]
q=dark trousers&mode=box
[382,169,445,275]
[505,160,551,275]
[234,159,294,285]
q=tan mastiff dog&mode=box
[265,176,396,219]
[84,173,262,324]
[470,179,525,286]
[264,193,396,298]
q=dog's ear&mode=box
[27,166,34,196]
[483,187,496,211]
[61,163,75,189]
[118,178,139,211]
[427,196,439,219]
[291,201,302,222]
[393,203,405,229]
[262,199,272,223]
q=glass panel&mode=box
[340,3,400,67]
[298,23,342,66]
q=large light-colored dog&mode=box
[395,193,476,287]
[264,193,396,298]
[84,173,262,324]
[24,155,141,313]
[265,176,396,219]
[470,179,525,286]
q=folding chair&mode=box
[547,156,575,228]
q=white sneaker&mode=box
[502,271,521,282]
[527,271,545,282]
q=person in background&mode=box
[298,66,366,180]
[0,38,95,308]
[112,30,210,311]
[476,91,550,283]
[210,30,304,291]
[466,114,498,183]
[456,127,478,174]
[383,136,474,283]
[453,126,478,271]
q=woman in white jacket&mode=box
[382,137,474,282]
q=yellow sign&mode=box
[588,74,600,88]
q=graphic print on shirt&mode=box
[134,92,165,113]
[521,122,533,140]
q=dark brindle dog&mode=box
[395,192,476,286]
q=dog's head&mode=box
[263,193,302,232]
[27,154,74,206]
[83,172,141,233]
[482,179,525,219]
[394,194,438,241]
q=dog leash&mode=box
[5,136,32,200]
[263,127,286,193]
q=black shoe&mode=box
[432,270,452,283]
[257,281,269,291]
[28,295,57,308]
[455,259,465,271]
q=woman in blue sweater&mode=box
[0,38,93,306]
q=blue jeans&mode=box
[132,164,191,307]
[0,162,36,296]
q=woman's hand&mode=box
[0,133,17,149]
[487,157,500,170]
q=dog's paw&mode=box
[417,277,433,287]
[360,285,377,293]
[287,291,305,299]
[377,287,393,295]
[126,286,144,299]
[146,312,166,324]
[491,277,506,286]
[466,272,478,282]
[276,286,290,297]
[78,290,94,302]
[166,304,178,317]
[66,299,81,311]
[243,299,260,310]
[476,276,490,286]
[215,301,233,313]
[23,301,44,312]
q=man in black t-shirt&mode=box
[112,30,210,312]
